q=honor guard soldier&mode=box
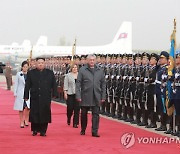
[131,53,142,125]
[145,53,159,128]
[66,56,72,73]
[80,55,87,68]
[138,52,150,126]
[99,54,106,115]
[126,54,136,122]
[103,54,111,116]
[114,54,123,119]
[155,51,169,131]
[172,51,180,137]
[109,54,118,118]
[119,54,128,121]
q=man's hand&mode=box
[64,93,68,100]
[76,99,82,102]
[100,99,105,103]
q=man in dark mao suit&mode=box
[24,57,57,136]
[76,54,106,137]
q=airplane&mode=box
[0,21,132,64]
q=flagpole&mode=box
[71,38,76,63]
[29,46,33,66]
[172,18,176,134]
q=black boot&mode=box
[125,107,134,122]
[122,106,127,121]
[155,125,167,131]
[136,109,142,125]
[164,115,173,134]
[139,110,148,126]
[146,112,157,128]
[131,108,140,124]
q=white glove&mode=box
[144,78,148,82]
[136,77,140,81]
[123,76,127,80]
[173,89,176,94]
[105,75,109,79]
[129,76,132,80]
[175,73,180,79]
[116,75,120,80]
[162,74,167,80]
[111,75,114,79]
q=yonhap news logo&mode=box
[120,132,180,149]
[121,132,135,149]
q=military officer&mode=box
[155,51,169,131]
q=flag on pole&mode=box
[166,19,176,116]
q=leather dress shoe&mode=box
[108,113,114,117]
[177,133,180,137]
[67,119,70,125]
[125,118,134,122]
[171,131,180,136]
[130,120,137,124]
[73,124,78,128]
[146,123,157,128]
[138,122,148,126]
[32,131,37,136]
[92,133,100,137]
[80,130,85,135]
[104,112,110,116]
[155,126,167,131]
[40,132,46,136]
[99,111,105,115]
[130,119,141,125]
[164,128,173,134]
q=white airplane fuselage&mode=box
[0,21,132,64]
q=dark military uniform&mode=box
[131,55,143,125]
[155,51,169,131]
[146,53,159,128]
[172,53,180,137]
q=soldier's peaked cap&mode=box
[150,53,159,61]
[160,51,169,59]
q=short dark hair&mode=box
[21,61,29,68]
[36,57,45,61]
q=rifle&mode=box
[142,64,150,110]
[105,55,111,103]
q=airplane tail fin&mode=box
[36,36,48,46]
[22,40,31,46]
[110,21,132,53]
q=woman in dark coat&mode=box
[24,57,57,136]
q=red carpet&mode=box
[0,87,180,154]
